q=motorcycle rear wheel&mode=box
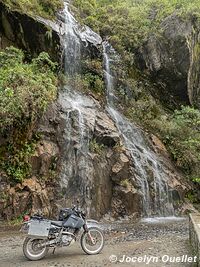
[81,227,104,255]
[23,237,49,261]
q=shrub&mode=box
[1,140,37,183]
[65,73,105,96]
[0,47,58,131]
[72,0,200,52]
[1,0,63,18]
[153,106,200,178]
[0,47,58,183]
[89,139,105,154]
[164,106,200,174]
[128,100,200,179]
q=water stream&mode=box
[59,1,175,217]
[103,41,175,217]
[58,2,101,210]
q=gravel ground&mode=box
[0,217,195,267]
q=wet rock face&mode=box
[49,91,142,220]
[0,91,141,221]
[137,14,200,106]
[149,134,191,209]
[0,5,195,221]
[0,3,61,61]
[0,91,191,221]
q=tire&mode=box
[81,227,104,255]
[23,237,49,261]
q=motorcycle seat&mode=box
[51,220,63,227]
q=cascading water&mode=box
[59,1,174,217]
[58,2,101,210]
[63,3,81,75]
[103,41,174,217]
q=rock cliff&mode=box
[0,2,195,221]
[137,14,200,108]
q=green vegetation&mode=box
[128,103,200,181]
[1,0,63,18]
[9,212,27,225]
[64,58,105,98]
[72,0,200,52]
[186,191,198,204]
[161,106,200,178]
[1,139,37,183]
[0,47,58,131]
[72,0,200,189]
[89,138,105,154]
[120,179,131,188]
[0,46,58,183]
[66,74,104,97]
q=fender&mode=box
[86,219,99,224]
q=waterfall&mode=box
[59,1,174,217]
[103,41,175,217]
[58,2,101,210]
[63,3,81,75]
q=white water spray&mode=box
[59,3,101,209]
[103,41,174,217]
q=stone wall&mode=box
[189,213,200,266]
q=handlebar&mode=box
[72,203,86,217]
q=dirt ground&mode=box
[0,217,195,267]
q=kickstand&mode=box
[52,248,56,254]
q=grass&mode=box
[1,0,64,19]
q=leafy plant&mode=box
[192,177,200,183]
[2,0,63,19]
[0,47,58,131]
[89,139,105,154]
[0,47,58,183]
[155,106,200,178]
[65,73,105,96]
[127,99,200,181]
[72,0,200,53]
[1,140,37,183]
[186,191,198,204]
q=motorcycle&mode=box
[20,203,104,261]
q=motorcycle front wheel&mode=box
[81,227,104,255]
[23,237,49,261]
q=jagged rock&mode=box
[31,140,59,176]
[111,152,130,184]
[0,177,54,220]
[95,112,120,147]
[0,3,61,61]
[112,162,123,174]
[0,4,195,221]
[150,134,169,157]
[137,14,200,106]
[0,87,192,220]
[53,91,141,219]
[180,202,198,214]
[112,185,141,217]
[0,2,102,63]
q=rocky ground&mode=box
[0,217,195,267]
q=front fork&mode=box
[83,224,96,245]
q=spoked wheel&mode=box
[81,227,104,255]
[23,237,49,261]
